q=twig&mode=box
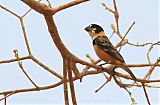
[112,74,132,97]
[71,62,81,79]
[144,41,160,80]
[128,42,160,47]
[0,4,20,18]
[102,1,122,38]
[112,74,137,104]
[142,83,151,105]
[13,50,40,90]
[0,91,15,101]
[53,0,89,14]
[95,71,113,93]
[1,68,160,97]
[31,55,63,79]
[143,58,160,80]
[119,21,135,51]
[126,63,160,67]
[20,1,43,55]
[95,78,110,93]
[0,56,30,64]
[130,94,137,105]
[4,95,6,105]
[101,3,115,13]
[113,0,121,38]
[85,54,112,92]
[124,82,160,88]
[22,8,32,18]
[46,0,52,8]
[21,0,42,18]
[19,18,32,55]
[147,41,160,64]
[0,55,63,79]
[0,81,63,96]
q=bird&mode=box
[84,24,136,80]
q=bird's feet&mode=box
[110,70,116,76]
[98,63,108,71]
[98,64,105,71]
[110,66,116,76]
[98,62,107,67]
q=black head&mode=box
[85,24,104,34]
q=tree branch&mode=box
[63,59,69,105]
[53,0,89,14]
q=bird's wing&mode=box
[94,36,125,63]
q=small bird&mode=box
[85,24,136,80]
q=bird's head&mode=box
[85,24,105,39]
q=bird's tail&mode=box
[122,65,136,81]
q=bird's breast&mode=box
[93,45,111,62]
[93,45,122,65]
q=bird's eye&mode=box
[91,28,96,33]
[89,24,92,28]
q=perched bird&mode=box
[85,24,136,80]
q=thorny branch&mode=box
[0,0,159,105]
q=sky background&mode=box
[0,0,159,105]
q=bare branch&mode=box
[53,0,89,14]
[68,60,77,105]
[143,58,160,79]
[22,0,48,14]
[4,95,6,105]
[0,4,20,18]
[19,18,32,55]
[1,68,160,97]
[13,50,39,90]
[128,42,160,47]
[0,91,15,101]
[101,3,115,13]
[142,83,151,105]
[0,0,159,104]
[31,55,63,79]
[63,59,69,105]
[0,56,30,64]
[118,21,135,51]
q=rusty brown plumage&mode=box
[85,24,136,80]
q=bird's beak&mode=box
[85,26,92,32]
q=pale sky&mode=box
[0,0,159,105]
